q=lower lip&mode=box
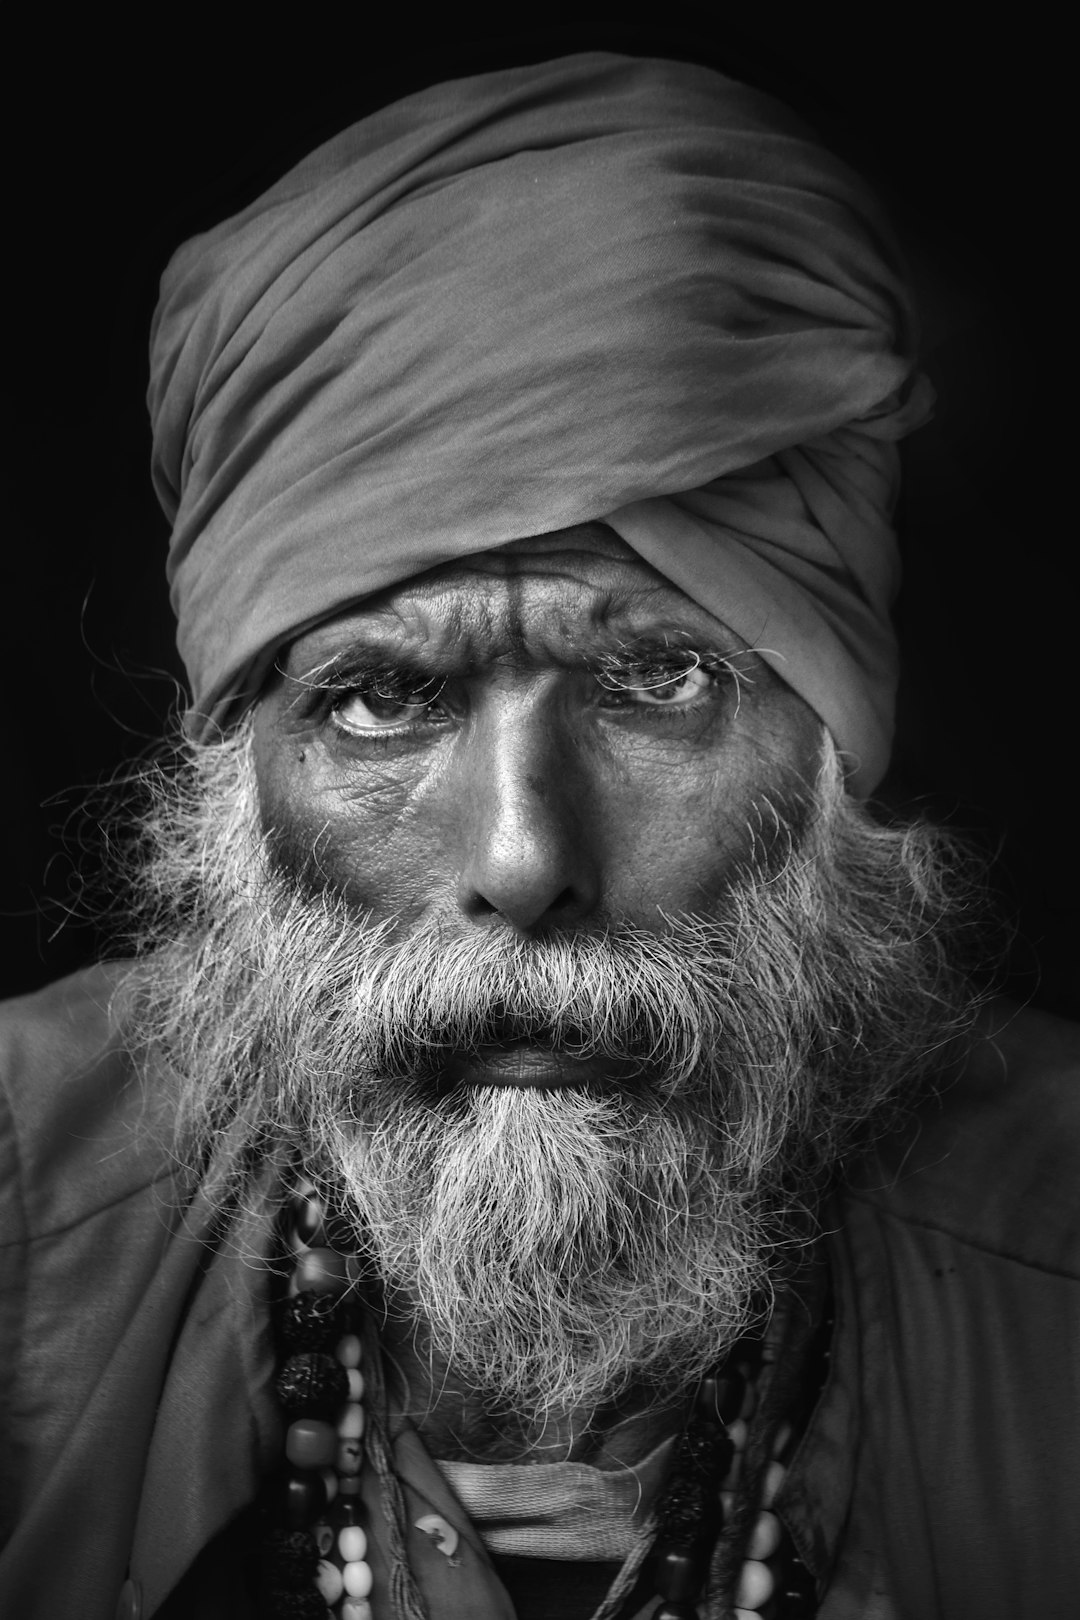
[449,1046,618,1089]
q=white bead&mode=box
[336,1334,363,1368]
[727,1417,748,1449]
[315,1559,344,1603]
[338,1525,368,1562]
[337,1437,364,1475]
[734,1558,775,1610]
[734,1611,761,1620]
[341,1602,373,1620]
[746,1509,781,1560]
[346,1367,365,1402]
[761,1459,786,1506]
[338,1403,365,1439]
[343,1559,374,1598]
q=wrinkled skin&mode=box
[253,525,823,945]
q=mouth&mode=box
[442,1039,632,1090]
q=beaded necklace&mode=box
[261,1184,827,1620]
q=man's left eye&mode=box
[604,665,715,707]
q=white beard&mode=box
[117,721,980,1418]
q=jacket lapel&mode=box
[128,1184,281,1614]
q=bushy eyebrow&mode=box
[284,642,442,691]
[277,647,448,723]
[279,564,769,702]
[592,641,708,687]
[581,630,713,667]
[281,636,758,732]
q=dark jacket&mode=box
[1,965,1078,1618]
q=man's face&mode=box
[136,529,967,1414]
[253,524,823,1033]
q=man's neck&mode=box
[376,1307,689,1468]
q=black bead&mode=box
[274,1351,350,1416]
[770,1594,817,1619]
[655,1545,707,1602]
[711,1430,735,1482]
[266,1588,328,1620]
[780,1562,819,1601]
[283,1471,327,1530]
[262,1529,318,1590]
[274,1291,342,1353]
[698,1371,746,1424]
[775,1547,818,1611]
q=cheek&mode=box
[603,767,758,916]
[255,732,436,920]
[612,709,819,913]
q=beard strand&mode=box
[112,717,985,1417]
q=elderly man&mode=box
[1,51,1076,1620]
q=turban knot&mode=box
[149,51,932,793]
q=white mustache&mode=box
[327,918,739,1090]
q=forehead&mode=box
[277,525,744,674]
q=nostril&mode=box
[463,885,579,927]
[547,886,578,916]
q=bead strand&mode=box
[728,1301,835,1620]
[652,1326,824,1620]
[652,1338,763,1620]
[262,1186,375,1620]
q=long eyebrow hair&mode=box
[277,646,450,722]
[282,643,442,691]
[288,632,748,682]
[277,604,763,703]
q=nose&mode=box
[454,694,600,933]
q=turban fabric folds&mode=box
[149,52,931,793]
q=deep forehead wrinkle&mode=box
[287,572,736,680]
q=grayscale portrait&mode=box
[2,13,1076,1620]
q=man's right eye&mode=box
[330,680,448,736]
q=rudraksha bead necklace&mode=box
[261,1185,376,1620]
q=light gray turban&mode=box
[149,52,932,793]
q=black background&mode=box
[4,8,1075,1016]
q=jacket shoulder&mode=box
[847,1000,1080,1276]
[1,961,125,1082]
[0,962,175,1239]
